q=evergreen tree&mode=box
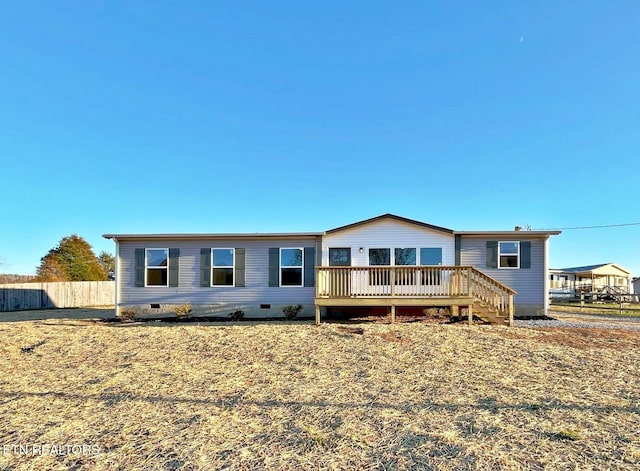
[97,251,115,280]
[36,234,107,281]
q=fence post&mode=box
[580,292,584,312]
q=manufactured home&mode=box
[550,263,633,301]
[104,214,560,325]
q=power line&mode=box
[533,222,640,231]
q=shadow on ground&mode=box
[0,307,116,322]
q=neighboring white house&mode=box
[550,263,632,299]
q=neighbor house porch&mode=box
[314,266,516,325]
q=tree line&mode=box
[0,235,115,283]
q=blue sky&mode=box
[1,1,639,276]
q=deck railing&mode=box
[467,268,516,318]
[315,265,516,317]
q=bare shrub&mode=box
[175,302,192,319]
[283,304,303,320]
[119,308,137,322]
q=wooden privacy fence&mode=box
[0,281,115,311]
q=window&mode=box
[394,248,416,266]
[499,241,520,269]
[369,248,390,285]
[329,248,351,266]
[420,248,443,285]
[395,248,416,285]
[420,248,442,265]
[146,248,168,286]
[369,248,391,265]
[212,248,234,286]
[280,248,303,286]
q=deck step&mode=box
[473,301,509,325]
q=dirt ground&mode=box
[3,307,640,326]
[1,320,639,470]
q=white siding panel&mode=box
[118,238,319,306]
[322,220,454,266]
[459,237,545,305]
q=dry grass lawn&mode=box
[551,303,640,317]
[1,319,639,470]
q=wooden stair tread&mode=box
[472,301,509,325]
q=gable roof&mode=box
[555,263,610,273]
[551,263,631,275]
[325,213,454,235]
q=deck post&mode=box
[315,304,321,326]
[508,294,514,327]
[468,304,473,325]
[452,305,459,321]
[390,305,396,323]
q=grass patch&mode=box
[551,302,640,317]
[0,321,639,469]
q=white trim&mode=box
[498,241,520,270]
[115,240,120,316]
[211,248,235,287]
[280,247,304,287]
[544,237,549,315]
[145,248,169,287]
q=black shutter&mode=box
[304,247,316,287]
[454,235,461,266]
[268,248,279,287]
[134,248,145,287]
[168,248,179,287]
[486,241,498,269]
[520,241,531,269]
[235,248,246,287]
[200,248,211,287]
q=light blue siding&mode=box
[459,237,546,316]
[118,237,321,316]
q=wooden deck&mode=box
[314,266,516,326]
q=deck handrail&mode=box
[315,265,516,323]
[466,267,517,295]
[466,268,515,321]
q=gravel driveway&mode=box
[516,310,640,331]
